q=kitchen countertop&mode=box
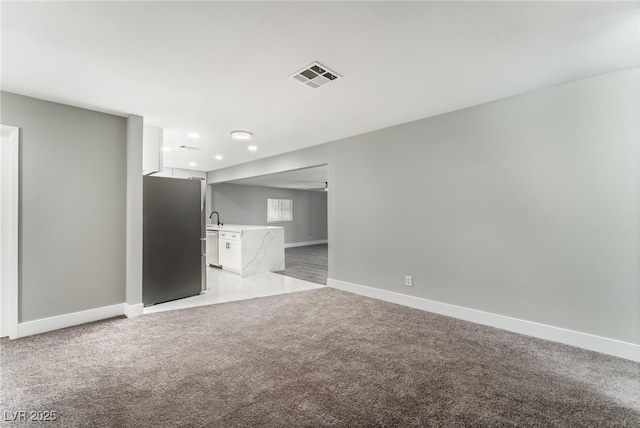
[206,224,283,232]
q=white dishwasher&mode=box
[206,230,220,267]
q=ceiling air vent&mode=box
[179,145,202,151]
[290,61,341,89]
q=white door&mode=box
[1,125,19,339]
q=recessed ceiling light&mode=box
[189,162,196,167]
[215,155,223,160]
[188,133,199,139]
[247,145,258,152]
[162,147,171,152]
[231,130,252,141]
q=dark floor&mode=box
[275,243,327,285]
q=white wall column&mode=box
[1,125,20,339]
[126,115,144,317]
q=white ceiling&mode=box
[224,165,328,191]
[2,2,638,173]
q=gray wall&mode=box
[209,68,639,344]
[1,92,127,322]
[210,183,328,244]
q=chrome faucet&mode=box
[209,211,222,226]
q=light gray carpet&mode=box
[275,243,328,285]
[1,288,638,427]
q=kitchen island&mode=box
[206,224,284,277]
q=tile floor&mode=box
[144,266,324,314]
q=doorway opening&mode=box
[209,164,329,285]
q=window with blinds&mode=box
[267,198,293,222]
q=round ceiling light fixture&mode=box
[231,130,253,141]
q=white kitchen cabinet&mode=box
[143,124,163,175]
[172,168,206,180]
[152,167,205,179]
[219,231,241,273]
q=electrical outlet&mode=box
[308,235,312,240]
[405,276,413,287]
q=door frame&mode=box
[1,124,19,339]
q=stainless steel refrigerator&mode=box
[143,175,206,306]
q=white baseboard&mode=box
[285,239,328,248]
[124,303,144,318]
[17,303,125,338]
[327,278,640,362]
